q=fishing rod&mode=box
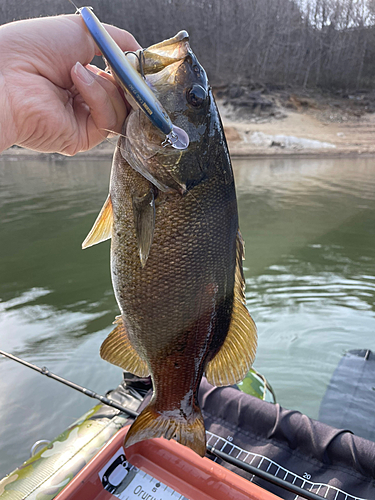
[207,445,326,500]
[0,348,325,500]
[0,349,139,419]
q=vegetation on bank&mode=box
[1,0,375,91]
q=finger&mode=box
[85,64,133,116]
[64,16,141,58]
[82,65,126,127]
[85,64,115,84]
[71,62,127,150]
[2,15,141,89]
[98,24,142,55]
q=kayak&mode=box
[0,374,280,500]
[1,352,375,500]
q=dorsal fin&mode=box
[205,231,257,386]
[82,195,113,249]
[100,317,150,377]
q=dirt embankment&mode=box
[3,88,375,159]
[217,87,375,157]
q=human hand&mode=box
[0,14,140,155]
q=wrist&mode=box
[0,72,17,153]
[0,23,20,153]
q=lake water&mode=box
[0,154,374,478]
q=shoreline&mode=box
[2,148,375,161]
[2,93,375,161]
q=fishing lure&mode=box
[70,2,189,150]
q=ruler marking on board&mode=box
[206,431,367,500]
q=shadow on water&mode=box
[0,155,374,477]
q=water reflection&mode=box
[0,155,374,477]
[234,157,375,420]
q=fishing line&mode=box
[99,127,166,161]
[184,187,210,227]
[67,0,79,11]
[0,348,325,500]
[99,125,189,194]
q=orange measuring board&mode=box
[56,426,282,500]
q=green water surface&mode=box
[0,154,374,478]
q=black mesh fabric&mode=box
[199,378,375,500]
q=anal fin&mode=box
[100,316,149,377]
[82,194,113,249]
[205,230,257,386]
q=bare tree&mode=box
[1,0,374,90]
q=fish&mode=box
[82,31,257,457]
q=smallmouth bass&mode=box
[83,31,257,456]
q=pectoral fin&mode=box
[82,195,113,249]
[205,231,257,386]
[132,188,155,268]
[100,317,149,377]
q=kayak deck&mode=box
[2,365,375,500]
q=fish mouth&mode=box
[123,31,191,84]
[138,31,191,75]
[119,31,207,194]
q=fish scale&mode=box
[82,31,257,456]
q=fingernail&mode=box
[74,61,95,85]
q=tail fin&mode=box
[124,403,206,457]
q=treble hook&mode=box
[124,50,146,80]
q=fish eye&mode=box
[186,84,207,108]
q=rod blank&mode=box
[207,445,325,500]
[0,349,139,418]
